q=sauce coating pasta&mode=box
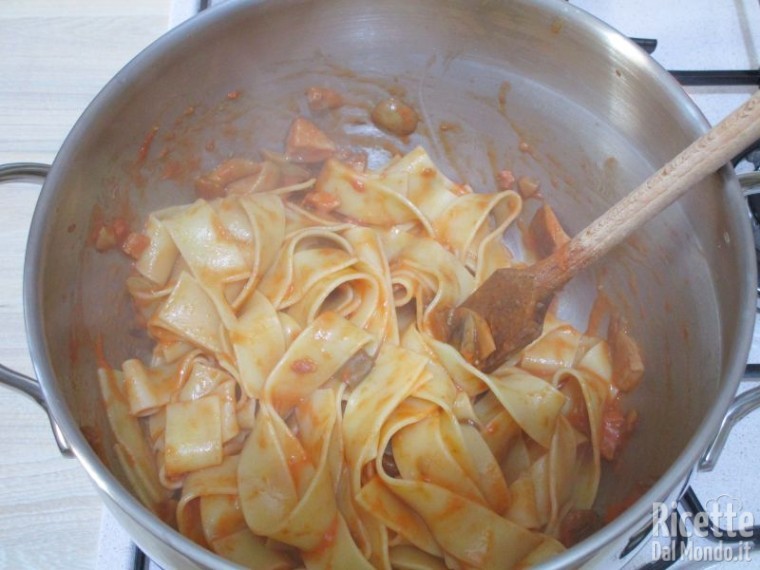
[98,100,641,569]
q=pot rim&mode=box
[22,0,757,568]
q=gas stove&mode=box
[97,1,760,568]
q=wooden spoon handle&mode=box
[538,89,760,291]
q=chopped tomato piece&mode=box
[121,232,151,259]
[304,190,341,213]
[306,87,344,112]
[285,117,336,163]
[528,203,569,258]
[111,217,130,244]
[94,217,131,252]
[497,169,515,190]
[600,396,637,461]
[195,177,225,200]
[195,158,261,199]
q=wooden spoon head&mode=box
[449,267,553,372]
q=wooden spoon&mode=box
[449,89,760,372]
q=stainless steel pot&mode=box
[0,0,756,568]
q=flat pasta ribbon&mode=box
[97,144,640,570]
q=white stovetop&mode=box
[575,0,760,128]
[0,1,757,569]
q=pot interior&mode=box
[30,0,751,566]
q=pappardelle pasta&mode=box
[98,108,641,569]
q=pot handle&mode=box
[0,163,72,457]
[696,172,760,470]
[698,365,760,471]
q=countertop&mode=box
[0,2,170,567]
